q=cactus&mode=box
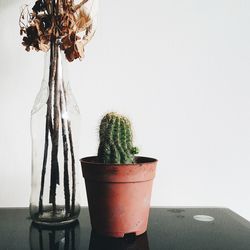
[98,112,139,164]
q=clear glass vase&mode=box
[30,41,81,225]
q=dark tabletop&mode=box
[0,207,250,250]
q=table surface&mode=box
[1,207,250,250]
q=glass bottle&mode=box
[30,42,81,225]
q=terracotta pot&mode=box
[80,156,157,238]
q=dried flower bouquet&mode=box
[20,0,95,221]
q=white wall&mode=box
[1,0,250,220]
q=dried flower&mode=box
[22,26,40,51]
[19,0,95,62]
[32,0,47,14]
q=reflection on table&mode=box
[29,220,80,250]
[89,231,150,250]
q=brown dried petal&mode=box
[61,35,73,50]
[61,32,80,50]
[64,45,80,62]
[75,40,84,59]
[26,25,39,40]
[20,28,25,36]
[32,0,46,14]
[39,42,50,52]
[75,9,91,32]
[40,15,52,31]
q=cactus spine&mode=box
[98,112,139,164]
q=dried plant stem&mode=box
[62,83,76,215]
[38,42,75,217]
[38,29,76,217]
[60,89,71,215]
[39,42,74,217]
[39,42,75,215]
[38,41,55,215]
[47,0,59,215]
[73,0,89,11]
[68,121,76,215]
[49,41,60,213]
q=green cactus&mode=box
[98,112,139,164]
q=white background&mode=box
[1,0,250,220]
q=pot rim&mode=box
[80,156,158,167]
[80,156,157,183]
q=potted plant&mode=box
[80,112,157,238]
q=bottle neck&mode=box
[42,47,69,89]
